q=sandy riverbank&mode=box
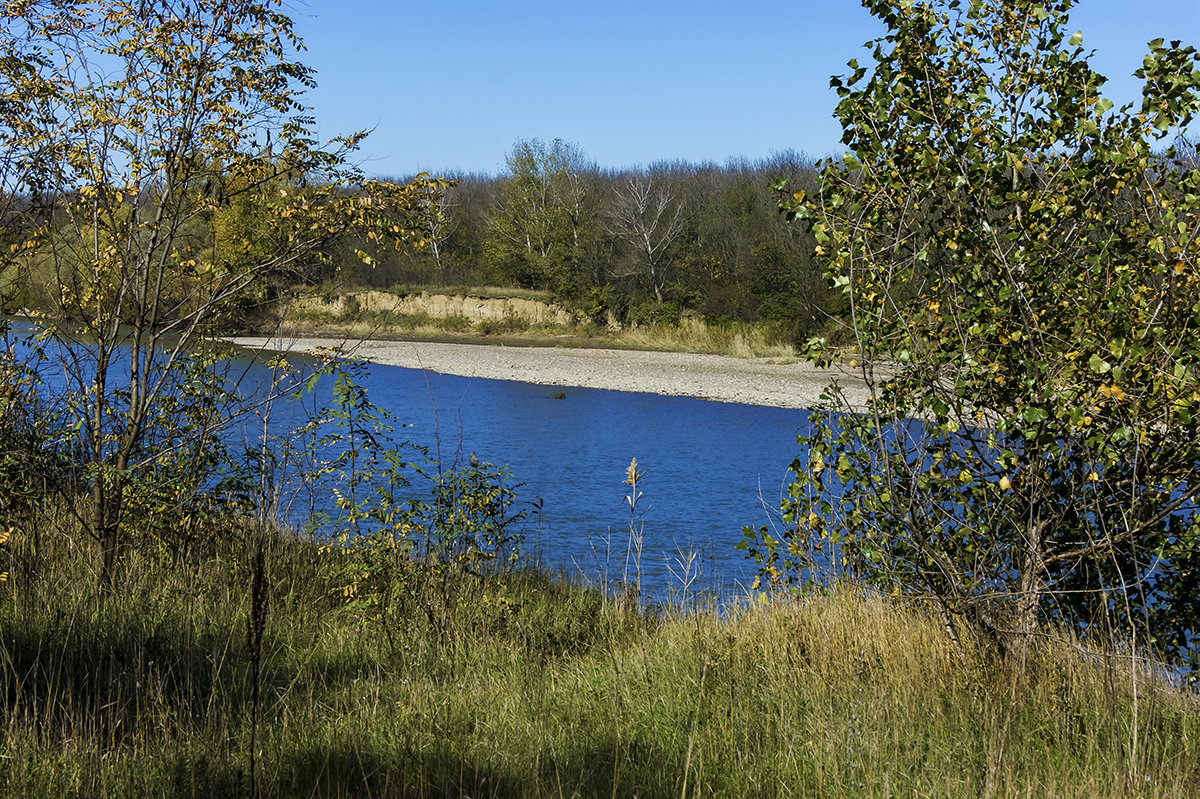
[229,335,871,410]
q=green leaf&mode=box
[1024,406,1048,424]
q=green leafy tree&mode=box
[0,0,444,589]
[485,138,601,295]
[758,0,1200,668]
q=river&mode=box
[262,358,810,601]
[4,319,812,601]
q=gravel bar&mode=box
[229,335,871,410]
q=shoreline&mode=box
[229,334,871,410]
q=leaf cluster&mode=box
[765,0,1200,665]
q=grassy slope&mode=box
[2,517,1197,798]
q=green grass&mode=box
[2,509,1198,798]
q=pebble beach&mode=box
[230,335,871,410]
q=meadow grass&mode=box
[1,509,1197,798]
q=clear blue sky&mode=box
[286,1,1200,178]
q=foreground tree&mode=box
[756,0,1200,670]
[0,0,444,588]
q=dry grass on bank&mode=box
[272,288,801,360]
[618,316,797,359]
[1,506,1197,798]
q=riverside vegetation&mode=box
[276,286,801,359]
[2,344,1199,797]
[4,485,1200,798]
[2,334,1197,798]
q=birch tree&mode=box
[485,138,599,294]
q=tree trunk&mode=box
[93,456,130,594]
[1011,516,1047,673]
[94,486,119,593]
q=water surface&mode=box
[289,361,809,597]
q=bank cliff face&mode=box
[292,290,578,328]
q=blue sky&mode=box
[286,1,1200,178]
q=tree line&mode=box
[6,137,843,345]
[353,142,843,344]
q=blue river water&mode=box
[3,318,810,600]
[273,359,810,599]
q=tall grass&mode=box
[1,505,1197,798]
[618,317,796,358]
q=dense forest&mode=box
[339,141,840,344]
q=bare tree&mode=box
[606,175,685,305]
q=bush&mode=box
[297,360,525,640]
[760,0,1200,672]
